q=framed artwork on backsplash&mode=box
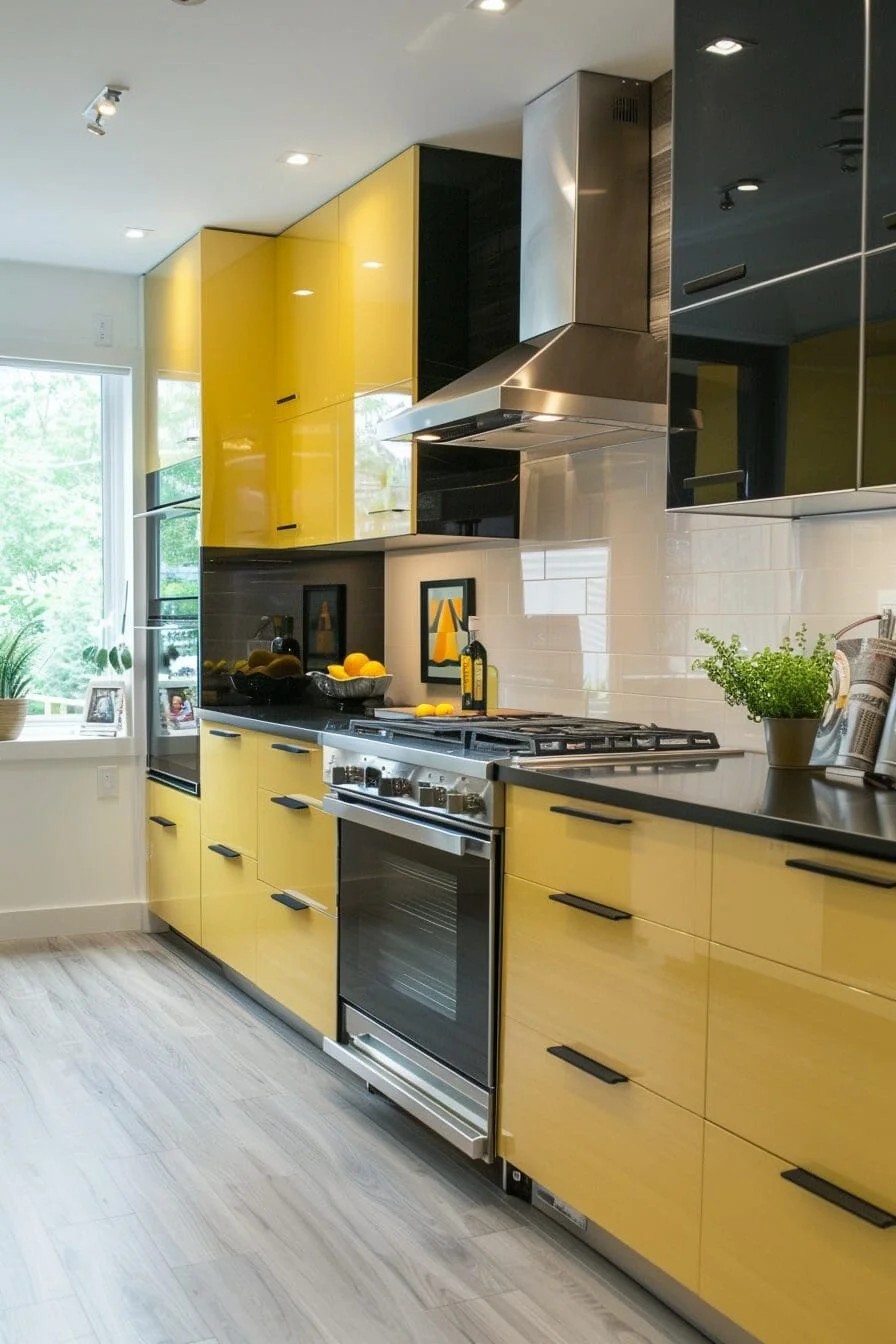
[303,584,347,671]
[420,578,475,684]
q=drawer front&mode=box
[256,735,325,801]
[712,829,896,998]
[200,723,259,858]
[707,943,896,1211]
[256,883,337,1036]
[503,874,708,1114]
[200,841,259,982]
[701,1123,896,1344]
[257,790,336,913]
[147,783,201,944]
[498,1015,702,1290]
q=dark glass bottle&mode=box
[460,618,487,713]
[271,614,302,658]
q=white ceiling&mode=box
[1,0,672,275]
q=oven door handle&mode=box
[322,795,494,860]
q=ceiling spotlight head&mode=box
[86,116,106,137]
[719,188,735,211]
[703,36,752,56]
[736,178,762,192]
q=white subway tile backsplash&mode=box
[523,578,587,617]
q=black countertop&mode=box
[497,752,896,863]
[199,704,350,742]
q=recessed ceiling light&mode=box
[467,0,520,11]
[362,260,384,270]
[292,289,314,297]
[531,413,561,423]
[417,433,441,441]
[279,150,319,167]
[124,227,149,239]
[736,179,761,192]
[702,36,753,56]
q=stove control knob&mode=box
[464,792,485,814]
[446,791,485,815]
[332,765,364,785]
[378,776,411,799]
[418,785,437,807]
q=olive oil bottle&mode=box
[460,618,487,712]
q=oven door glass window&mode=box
[147,623,199,790]
[338,817,493,1087]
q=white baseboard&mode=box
[0,900,151,942]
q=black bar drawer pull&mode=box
[550,805,632,827]
[208,843,240,860]
[682,263,747,296]
[785,858,896,890]
[683,468,745,490]
[271,891,310,912]
[271,742,310,756]
[209,729,240,740]
[781,1168,896,1229]
[547,1045,629,1086]
[884,211,896,231]
[275,393,297,405]
[271,795,310,811]
[549,892,631,922]
[276,523,298,532]
[149,815,176,829]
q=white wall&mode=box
[385,439,896,752]
[0,260,147,937]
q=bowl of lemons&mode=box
[230,649,307,704]
[308,652,392,705]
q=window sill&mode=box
[0,735,139,764]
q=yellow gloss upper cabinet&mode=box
[147,782,201,945]
[338,149,417,401]
[274,199,342,420]
[273,405,341,547]
[144,235,201,476]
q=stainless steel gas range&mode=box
[320,715,733,1161]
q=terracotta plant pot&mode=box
[763,716,821,770]
[0,698,28,741]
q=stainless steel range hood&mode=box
[381,70,668,451]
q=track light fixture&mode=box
[82,85,128,137]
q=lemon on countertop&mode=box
[435,703,455,716]
[414,703,436,717]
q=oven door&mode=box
[323,794,498,1089]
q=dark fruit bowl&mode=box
[230,671,308,705]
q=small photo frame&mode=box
[81,680,127,737]
[303,584,347,671]
[420,578,475,684]
[159,685,197,733]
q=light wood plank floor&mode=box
[0,932,709,1344]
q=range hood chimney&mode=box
[381,70,668,452]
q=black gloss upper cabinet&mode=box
[671,1,865,310]
[868,0,896,251]
[862,247,896,487]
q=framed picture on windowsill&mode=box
[80,680,127,737]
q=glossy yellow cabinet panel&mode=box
[712,828,896,999]
[200,723,258,858]
[199,842,260,982]
[257,790,336,913]
[256,884,337,1036]
[144,235,201,476]
[147,782,201,944]
[502,875,708,1114]
[707,942,896,1210]
[701,1123,896,1344]
[273,406,341,547]
[339,148,417,399]
[275,198,343,418]
[200,229,276,548]
[499,1015,702,1290]
[256,737,326,801]
[505,787,711,936]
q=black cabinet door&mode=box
[668,259,861,508]
[672,1,864,310]
[863,247,896,488]
[868,1,896,252]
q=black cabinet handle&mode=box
[275,393,297,405]
[271,742,310,756]
[208,843,241,860]
[209,729,240,739]
[271,795,310,811]
[549,892,631,922]
[149,815,176,829]
[276,523,298,532]
[550,805,632,827]
[781,1168,896,1230]
[682,263,747,296]
[683,469,745,490]
[884,211,896,232]
[547,1045,628,1086]
[785,858,896,890]
[367,508,411,515]
[271,891,310,912]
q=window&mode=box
[0,360,131,732]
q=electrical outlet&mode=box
[94,314,114,347]
[97,765,119,798]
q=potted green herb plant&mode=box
[693,625,834,768]
[0,621,42,741]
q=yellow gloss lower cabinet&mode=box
[257,789,336,913]
[200,841,261,983]
[255,885,336,1037]
[147,783,201,945]
[200,723,258,859]
[505,786,711,936]
[502,874,708,1114]
[701,1122,896,1344]
[257,736,327,802]
[498,1015,703,1291]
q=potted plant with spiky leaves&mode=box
[0,621,42,741]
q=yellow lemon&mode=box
[360,659,386,677]
[343,652,370,677]
[435,703,455,716]
[415,703,436,717]
[327,665,349,680]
